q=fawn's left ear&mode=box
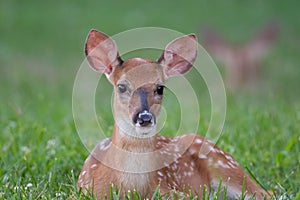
[158,34,198,78]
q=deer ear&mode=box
[246,21,280,59]
[85,30,122,74]
[201,28,229,59]
[158,34,198,78]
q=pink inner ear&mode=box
[165,58,194,77]
[161,34,198,77]
[87,54,113,74]
[85,30,121,74]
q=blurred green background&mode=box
[0,0,299,199]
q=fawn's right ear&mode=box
[85,30,122,74]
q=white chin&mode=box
[134,125,156,137]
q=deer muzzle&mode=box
[132,89,156,127]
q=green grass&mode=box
[1,0,300,199]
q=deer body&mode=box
[201,22,279,88]
[78,30,270,199]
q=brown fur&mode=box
[78,30,271,199]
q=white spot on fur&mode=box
[209,146,216,152]
[228,161,237,168]
[183,171,188,177]
[160,136,167,141]
[219,150,225,155]
[188,148,197,155]
[171,164,178,171]
[191,161,195,167]
[172,181,177,187]
[99,138,111,151]
[216,160,231,169]
[199,154,207,159]
[90,164,97,169]
[173,145,180,152]
[225,154,238,166]
[177,174,182,180]
[194,138,203,144]
[157,171,163,177]
[208,158,213,165]
[189,165,194,172]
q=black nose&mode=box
[135,110,153,127]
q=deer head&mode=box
[85,30,197,139]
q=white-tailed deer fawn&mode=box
[201,22,279,88]
[77,29,271,199]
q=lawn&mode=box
[0,0,299,199]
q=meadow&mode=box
[0,0,299,199]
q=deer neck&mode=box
[110,124,159,193]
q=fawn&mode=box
[77,29,271,199]
[201,22,279,89]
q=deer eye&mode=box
[117,84,127,93]
[156,85,164,95]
